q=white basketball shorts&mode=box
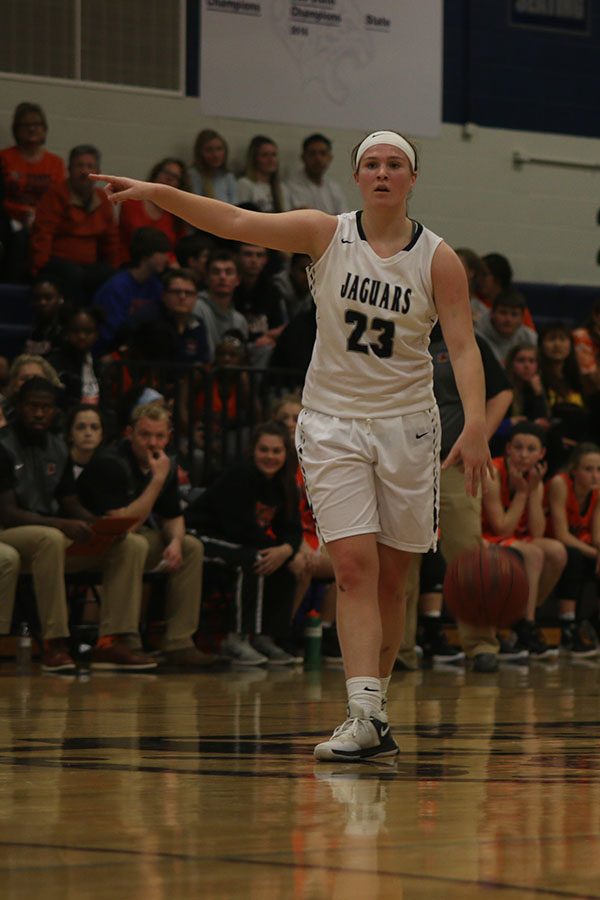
[296,407,440,552]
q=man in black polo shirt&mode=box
[0,378,155,673]
[77,402,211,668]
[398,325,513,673]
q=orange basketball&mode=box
[443,545,528,629]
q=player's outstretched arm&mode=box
[89,173,335,259]
[433,242,493,497]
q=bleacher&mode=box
[517,281,599,328]
[0,282,33,358]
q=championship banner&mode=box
[200,0,442,136]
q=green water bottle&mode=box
[304,609,322,670]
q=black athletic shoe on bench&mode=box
[514,619,558,660]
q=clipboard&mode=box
[66,516,138,557]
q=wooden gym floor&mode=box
[0,659,600,899]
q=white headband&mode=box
[354,131,417,172]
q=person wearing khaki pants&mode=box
[398,323,513,672]
[0,524,148,645]
[397,468,484,669]
[76,403,212,668]
[439,463,489,657]
[0,377,156,673]
[138,527,204,655]
[0,543,21,635]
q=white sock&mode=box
[346,676,381,718]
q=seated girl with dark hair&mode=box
[505,343,551,427]
[65,403,105,479]
[185,419,308,666]
[538,322,591,465]
[490,342,552,459]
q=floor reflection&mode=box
[0,661,598,897]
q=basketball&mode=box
[443,545,528,628]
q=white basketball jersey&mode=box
[302,211,443,418]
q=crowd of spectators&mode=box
[1,101,600,675]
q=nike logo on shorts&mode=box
[416,432,429,439]
[341,239,354,244]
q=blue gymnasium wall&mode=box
[443,0,600,138]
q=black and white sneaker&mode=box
[560,621,599,659]
[515,620,558,660]
[498,632,529,662]
[419,621,465,664]
[314,699,400,762]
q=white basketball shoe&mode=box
[314,699,400,762]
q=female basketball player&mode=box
[91,130,491,762]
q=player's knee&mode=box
[522,544,544,572]
[333,554,372,594]
[545,540,567,570]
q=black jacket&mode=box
[185,460,302,552]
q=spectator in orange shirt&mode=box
[30,145,118,304]
[118,157,190,266]
[0,102,65,227]
[482,422,566,659]
[0,102,65,280]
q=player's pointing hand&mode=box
[89,173,151,204]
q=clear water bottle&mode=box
[16,622,32,673]
[304,609,322,670]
